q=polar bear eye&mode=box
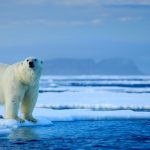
[34,59,37,62]
[27,59,29,62]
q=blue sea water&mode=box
[0,120,150,150]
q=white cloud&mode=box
[17,0,98,6]
[58,0,98,6]
[107,0,150,5]
[12,0,150,6]
[35,19,102,26]
[0,19,103,28]
[119,16,142,22]
[91,19,102,25]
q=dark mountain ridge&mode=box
[43,58,142,75]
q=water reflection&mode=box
[9,127,39,141]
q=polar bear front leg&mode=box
[21,98,37,123]
[4,98,25,123]
[21,88,38,123]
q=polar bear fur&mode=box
[0,57,43,123]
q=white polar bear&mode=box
[0,57,43,123]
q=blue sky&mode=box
[0,0,150,72]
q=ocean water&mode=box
[0,75,150,149]
[0,120,150,149]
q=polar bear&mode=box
[0,57,43,123]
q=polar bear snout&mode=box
[29,61,34,68]
[25,57,43,70]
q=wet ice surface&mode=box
[38,75,150,113]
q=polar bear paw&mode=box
[25,116,37,123]
[15,117,25,123]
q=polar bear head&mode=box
[18,57,43,85]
